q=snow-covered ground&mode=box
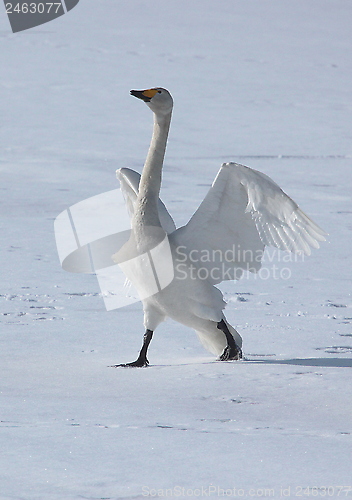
[1,1,351,498]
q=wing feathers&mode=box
[174,162,326,284]
[228,163,326,255]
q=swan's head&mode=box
[130,87,173,116]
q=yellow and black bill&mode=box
[130,88,159,102]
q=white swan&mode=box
[113,87,326,367]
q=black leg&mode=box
[217,319,242,361]
[112,329,154,368]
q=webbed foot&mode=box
[111,329,153,368]
[219,344,242,361]
[111,357,149,368]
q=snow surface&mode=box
[1,1,352,498]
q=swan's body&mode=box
[113,88,326,367]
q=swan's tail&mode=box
[195,319,243,357]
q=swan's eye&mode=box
[157,90,162,94]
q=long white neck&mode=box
[133,111,172,228]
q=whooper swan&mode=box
[113,88,326,367]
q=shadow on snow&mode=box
[246,357,352,368]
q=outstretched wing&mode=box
[117,168,176,234]
[172,162,326,284]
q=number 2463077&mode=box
[5,3,62,14]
